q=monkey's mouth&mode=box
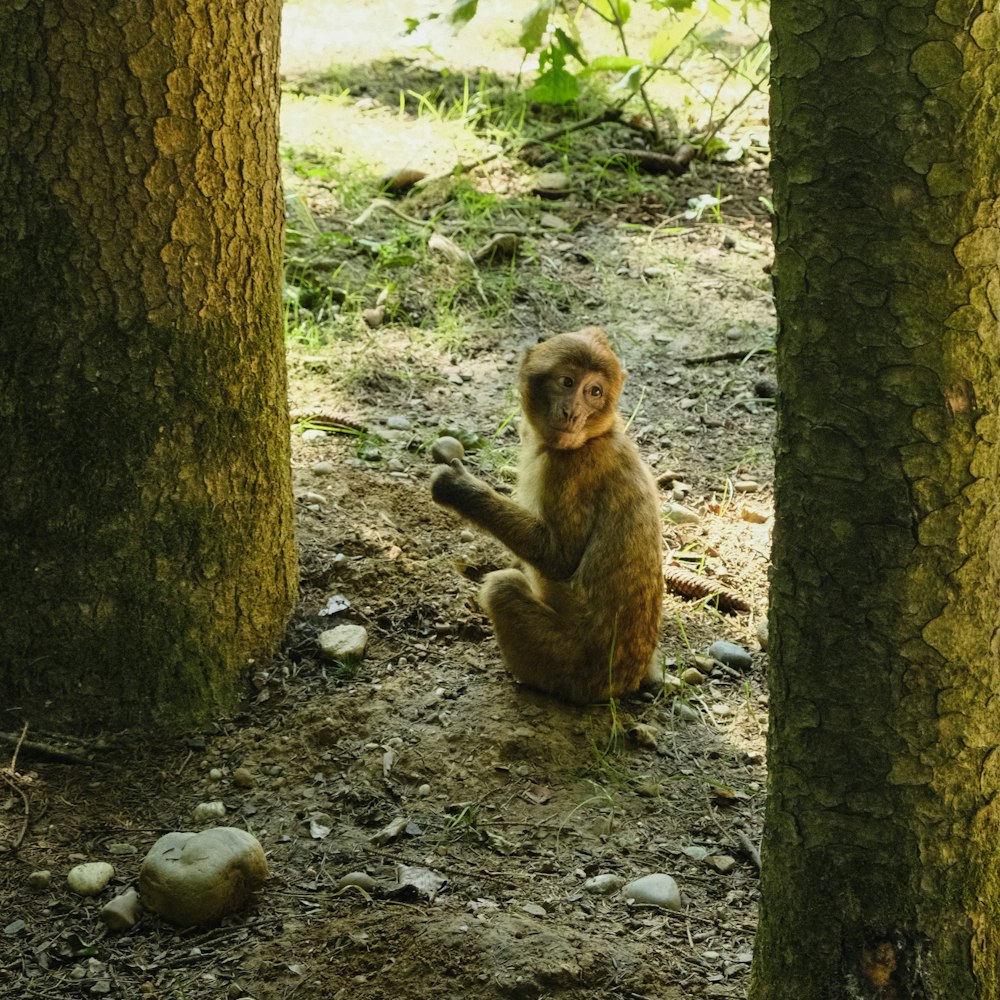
[547,426,586,449]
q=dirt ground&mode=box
[1,7,776,999]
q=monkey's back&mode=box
[517,428,663,699]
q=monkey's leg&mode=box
[479,569,608,705]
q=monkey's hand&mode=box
[430,458,483,512]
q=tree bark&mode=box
[752,3,1000,998]
[0,1,296,731]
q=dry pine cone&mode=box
[664,563,751,614]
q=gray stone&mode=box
[387,415,412,430]
[623,873,682,911]
[707,640,753,670]
[139,828,268,927]
[583,873,623,895]
[101,888,142,932]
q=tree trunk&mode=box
[751,4,1000,998]
[0,1,296,732]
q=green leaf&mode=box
[553,27,586,66]
[527,65,580,104]
[447,0,479,28]
[519,1,554,52]
[650,0,696,10]
[613,64,644,93]
[590,0,632,26]
[648,11,700,64]
[586,54,643,72]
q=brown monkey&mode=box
[431,327,663,704]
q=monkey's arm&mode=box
[431,459,578,579]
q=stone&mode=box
[681,667,706,685]
[663,502,700,524]
[430,436,465,464]
[27,870,51,892]
[67,862,115,897]
[301,429,327,443]
[311,461,335,475]
[232,768,255,789]
[583,873,623,895]
[386,415,412,430]
[101,888,142,932]
[192,800,227,823]
[707,641,753,671]
[318,624,368,663]
[623,873,682,911]
[139,828,268,927]
[337,872,377,892]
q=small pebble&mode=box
[681,667,706,686]
[756,619,769,651]
[386,415,412,431]
[318,624,368,662]
[311,461,335,475]
[623,873,682,911]
[337,872,377,892]
[209,768,224,781]
[672,702,700,722]
[417,784,432,797]
[663,502,700,524]
[682,845,709,861]
[430,436,465,464]
[27,870,52,892]
[733,480,761,493]
[101,888,142,932]
[301,429,328,443]
[706,855,738,874]
[67,862,115,897]
[707,641,753,670]
[107,842,138,856]
[521,902,547,917]
[583,874,623,895]
[232,768,255,789]
[192,800,227,823]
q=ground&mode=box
[1,4,776,998]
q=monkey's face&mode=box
[520,329,624,450]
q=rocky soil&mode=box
[1,5,776,998]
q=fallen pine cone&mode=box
[664,563,751,614]
[289,410,366,434]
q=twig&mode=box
[348,198,435,229]
[735,828,761,870]
[0,729,100,766]
[2,722,31,850]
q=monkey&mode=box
[431,326,664,704]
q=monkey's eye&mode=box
[560,376,574,388]
[589,384,603,397]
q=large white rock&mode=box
[139,827,268,926]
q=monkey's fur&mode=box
[431,327,663,704]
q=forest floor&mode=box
[2,3,776,998]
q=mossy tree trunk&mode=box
[751,3,1000,997]
[0,1,296,732]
